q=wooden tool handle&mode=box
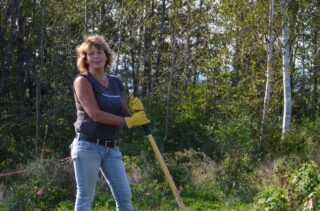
[146,134,186,211]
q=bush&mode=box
[0,158,75,210]
[164,148,216,191]
[255,160,320,211]
[274,118,320,161]
[272,156,301,187]
[288,161,320,210]
[216,153,260,202]
[254,187,288,211]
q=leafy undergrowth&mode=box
[5,146,320,210]
[0,149,256,210]
[55,187,254,211]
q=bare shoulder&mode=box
[74,75,90,88]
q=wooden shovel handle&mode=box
[143,125,186,211]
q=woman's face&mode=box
[86,45,107,71]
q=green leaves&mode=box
[288,161,320,208]
[255,160,320,210]
[255,187,288,211]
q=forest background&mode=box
[1,0,320,210]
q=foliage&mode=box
[56,200,74,211]
[0,0,320,210]
[254,187,288,211]
[255,160,320,211]
[216,153,260,203]
[272,155,301,187]
[163,148,217,192]
[288,161,320,209]
[0,158,75,210]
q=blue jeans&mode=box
[71,137,133,211]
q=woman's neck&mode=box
[88,68,106,81]
[88,69,109,88]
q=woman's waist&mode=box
[75,120,120,140]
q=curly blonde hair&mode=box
[76,35,115,72]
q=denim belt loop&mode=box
[75,133,80,141]
[105,141,115,148]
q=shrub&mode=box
[288,161,320,209]
[216,153,260,202]
[272,156,301,187]
[164,148,216,191]
[1,157,75,210]
[275,118,320,161]
[254,187,288,211]
[255,160,320,211]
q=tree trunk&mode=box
[129,32,138,94]
[0,0,19,97]
[259,0,274,155]
[0,0,14,57]
[300,31,306,115]
[132,2,144,95]
[155,0,166,85]
[17,0,26,105]
[142,0,154,96]
[84,0,88,33]
[164,66,173,145]
[311,31,319,120]
[281,0,292,135]
[36,0,46,157]
[183,4,191,95]
[163,4,178,148]
[25,0,36,105]
[99,2,105,34]
[115,1,124,74]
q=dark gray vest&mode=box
[73,72,124,140]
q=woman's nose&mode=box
[93,53,100,58]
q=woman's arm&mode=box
[74,76,126,126]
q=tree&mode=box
[0,0,20,97]
[260,0,274,155]
[281,0,292,135]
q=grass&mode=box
[54,187,255,211]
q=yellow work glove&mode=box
[128,96,145,114]
[124,110,150,128]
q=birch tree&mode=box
[281,0,292,135]
[259,0,274,154]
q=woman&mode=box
[71,35,149,211]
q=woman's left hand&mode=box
[129,96,144,114]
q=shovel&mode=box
[142,124,187,211]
